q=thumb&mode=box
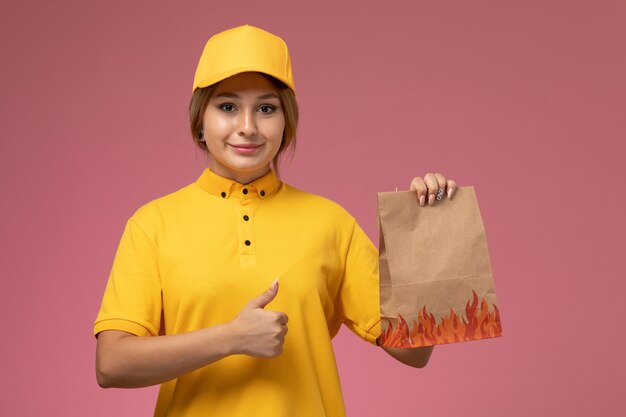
[248,278,279,309]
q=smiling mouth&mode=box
[229,143,263,154]
[230,144,261,148]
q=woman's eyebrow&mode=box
[215,92,280,100]
[257,93,280,100]
[215,92,239,99]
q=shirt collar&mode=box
[195,167,281,200]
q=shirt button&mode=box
[221,192,226,198]
[242,188,248,195]
[260,190,265,197]
[245,240,251,246]
[243,215,249,221]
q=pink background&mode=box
[1,0,624,415]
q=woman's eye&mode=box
[219,103,236,112]
[259,105,275,113]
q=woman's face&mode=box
[202,71,285,184]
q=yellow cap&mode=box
[192,25,296,95]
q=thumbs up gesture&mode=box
[229,278,289,358]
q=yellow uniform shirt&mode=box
[94,167,382,417]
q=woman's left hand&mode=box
[409,172,457,206]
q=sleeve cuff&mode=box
[363,317,382,346]
[344,317,382,346]
[93,318,155,338]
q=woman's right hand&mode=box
[228,279,289,358]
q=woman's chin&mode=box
[223,159,272,175]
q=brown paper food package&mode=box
[377,186,503,348]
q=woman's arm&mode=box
[377,336,434,368]
[96,325,237,388]
[96,279,288,388]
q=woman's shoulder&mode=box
[126,182,199,227]
[280,182,357,226]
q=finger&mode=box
[433,173,447,201]
[446,179,457,198]
[423,173,439,205]
[409,177,428,206]
[248,279,279,309]
[277,312,289,325]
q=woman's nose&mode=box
[237,109,257,137]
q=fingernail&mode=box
[419,195,425,206]
[447,188,453,199]
[428,194,435,205]
[271,278,278,289]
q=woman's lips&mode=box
[230,143,262,154]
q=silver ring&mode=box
[436,188,444,200]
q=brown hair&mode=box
[188,74,299,180]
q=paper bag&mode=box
[377,187,503,348]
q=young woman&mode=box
[94,24,457,417]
